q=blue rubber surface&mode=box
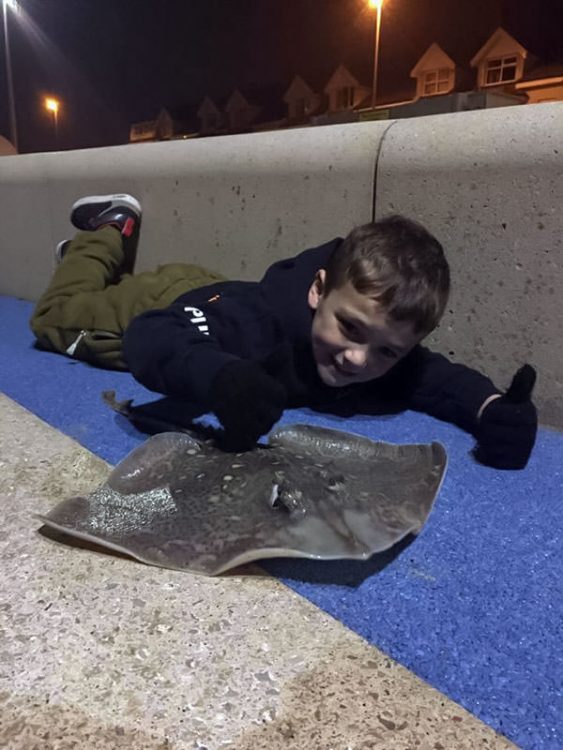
[1,295,562,750]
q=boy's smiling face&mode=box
[308,270,424,387]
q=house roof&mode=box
[410,43,457,77]
[470,27,528,67]
[225,89,251,112]
[518,60,563,83]
[324,64,363,92]
[283,74,317,103]
[197,96,222,117]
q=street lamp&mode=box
[368,0,384,109]
[44,96,60,142]
[2,0,20,150]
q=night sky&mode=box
[1,0,562,154]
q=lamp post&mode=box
[368,0,383,109]
[2,0,19,150]
[44,96,60,144]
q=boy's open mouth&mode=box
[332,357,355,377]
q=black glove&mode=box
[209,359,287,451]
[474,364,538,470]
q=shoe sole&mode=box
[70,193,142,230]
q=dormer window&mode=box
[471,29,526,90]
[484,55,518,85]
[422,68,453,95]
[336,86,354,109]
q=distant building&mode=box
[470,28,528,92]
[0,134,17,156]
[283,75,323,125]
[197,96,225,136]
[515,62,563,103]
[129,106,199,143]
[335,27,555,124]
[129,26,563,143]
[129,108,174,143]
[410,43,457,99]
[324,65,371,113]
[225,89,260,132]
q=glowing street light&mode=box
[2,0,20,150]
[44,96,60,141]
[368,0,384,109]
[45,96,59,115]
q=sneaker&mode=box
[70,193,142,237]
[55,238,71,264]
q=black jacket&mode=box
[123,238,498,434]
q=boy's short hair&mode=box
[324,215,450,335]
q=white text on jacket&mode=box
[183,306,210,336]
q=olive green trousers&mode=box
[30,227,225,370]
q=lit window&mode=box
[422,67,453,96]
[336,87,355,109]
[484,55,518,85]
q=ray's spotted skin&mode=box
[37,425,447,576]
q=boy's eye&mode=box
[338,318,360,338]
[379,347,398,359]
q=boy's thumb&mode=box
[504,364,537,404]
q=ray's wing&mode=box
[37,426,447,575]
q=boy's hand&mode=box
[210,359,287,451]
[474,365,538,470]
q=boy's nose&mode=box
[342,348,368,371]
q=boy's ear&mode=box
[308,269,326,311]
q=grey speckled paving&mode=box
[37,424,447,575]
[0,394,517,749]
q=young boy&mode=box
[30,193,537,468]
